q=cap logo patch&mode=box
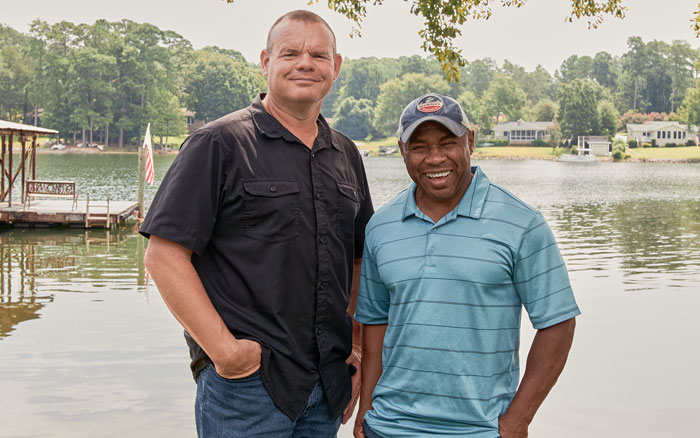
[416,95,443,113]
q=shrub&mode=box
[612,150,624,160]
[531,139,548,147]
[492,138,510,146]
[666,142,677,148]
[686,139,697,146]
[628,139,638,148]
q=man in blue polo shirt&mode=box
[353,93,579,438]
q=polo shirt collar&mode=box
[402,166,490,222]
[251,93,340,151]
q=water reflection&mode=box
[545,199,700,292]
[0,228,144,338]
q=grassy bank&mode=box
[627,146,700,161]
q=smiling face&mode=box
[260,18,341,113]
[400,121,475,220]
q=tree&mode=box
[332,97,375,140]
[531,99,558,122]
[557,79,601,139]
[228,0,629,80]
[483,73,526,124]
[184,48,266,122]
[592,51,618,89]
[337,57,391,104]
[520,65,556,104]
[464,58,497,97]
[373,73,450,136]
[598,100,619,136]
[678,85,700,127]
[458,89,490,130]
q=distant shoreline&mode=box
[36,145,700,163]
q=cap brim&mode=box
[399,116,468,143]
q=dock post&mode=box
[137,144,145,220]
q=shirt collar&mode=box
[251,93,340,151]
[402,166,490,222]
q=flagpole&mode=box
[137,129,146,220]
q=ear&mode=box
[399,140,407,160]
[467,130,475,155]
[260,49,270,78]
[333,53,343,80]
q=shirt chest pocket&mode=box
[335,182,363,241]
[243,180,300,243]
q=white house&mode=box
[626,121,690,146]
[493,120,554,144]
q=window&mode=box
[674,131,677,139]
[657,131,661,139]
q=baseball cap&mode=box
[397,93,471,143]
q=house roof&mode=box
[626,121,688,131]
[0,120,58,135]
[493,120,554,130]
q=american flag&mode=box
[143,123,155,185]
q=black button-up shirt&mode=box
[140,95,374,419]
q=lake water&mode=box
[1,154,699,437]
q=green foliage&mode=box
[483,73,526,124]
[557,79,601,139]
[457,89,490,131]
[628,138,638,148]
[184,48,265,122]
[337,57,392,105]
[532,99,558,121]
[686,139,697,146]
[531,139,548,146]
[246,0,629,82]
[598,100,619,135]
[332,97,375,140]
[373,73,450,136]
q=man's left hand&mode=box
[498,414,528,438]
[342,346,362,424]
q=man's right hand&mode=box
[214,338,262,379]
[353,406,372,438]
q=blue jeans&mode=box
[195,363,341,437]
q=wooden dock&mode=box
[0,199,138,228]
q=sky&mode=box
[3,0,700,74]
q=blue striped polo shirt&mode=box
[355,166,580,438]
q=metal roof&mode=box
[0,120,58,135]
[626,121,687,131]
[493,120,554,130]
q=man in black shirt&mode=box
[141,10,373,438]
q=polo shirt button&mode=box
[428,247,435,254]
[269,185,276,192]
[320,236,326,243]
[316,192,321,199]
[430,228,437,233]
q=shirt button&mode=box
[428,247,435,254]
[319,236,327,243]
[269,185,276,192]
[430,228,437,233]
[316,192,321,199]
[319,283,325,290]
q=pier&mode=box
[1,120,137,228]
